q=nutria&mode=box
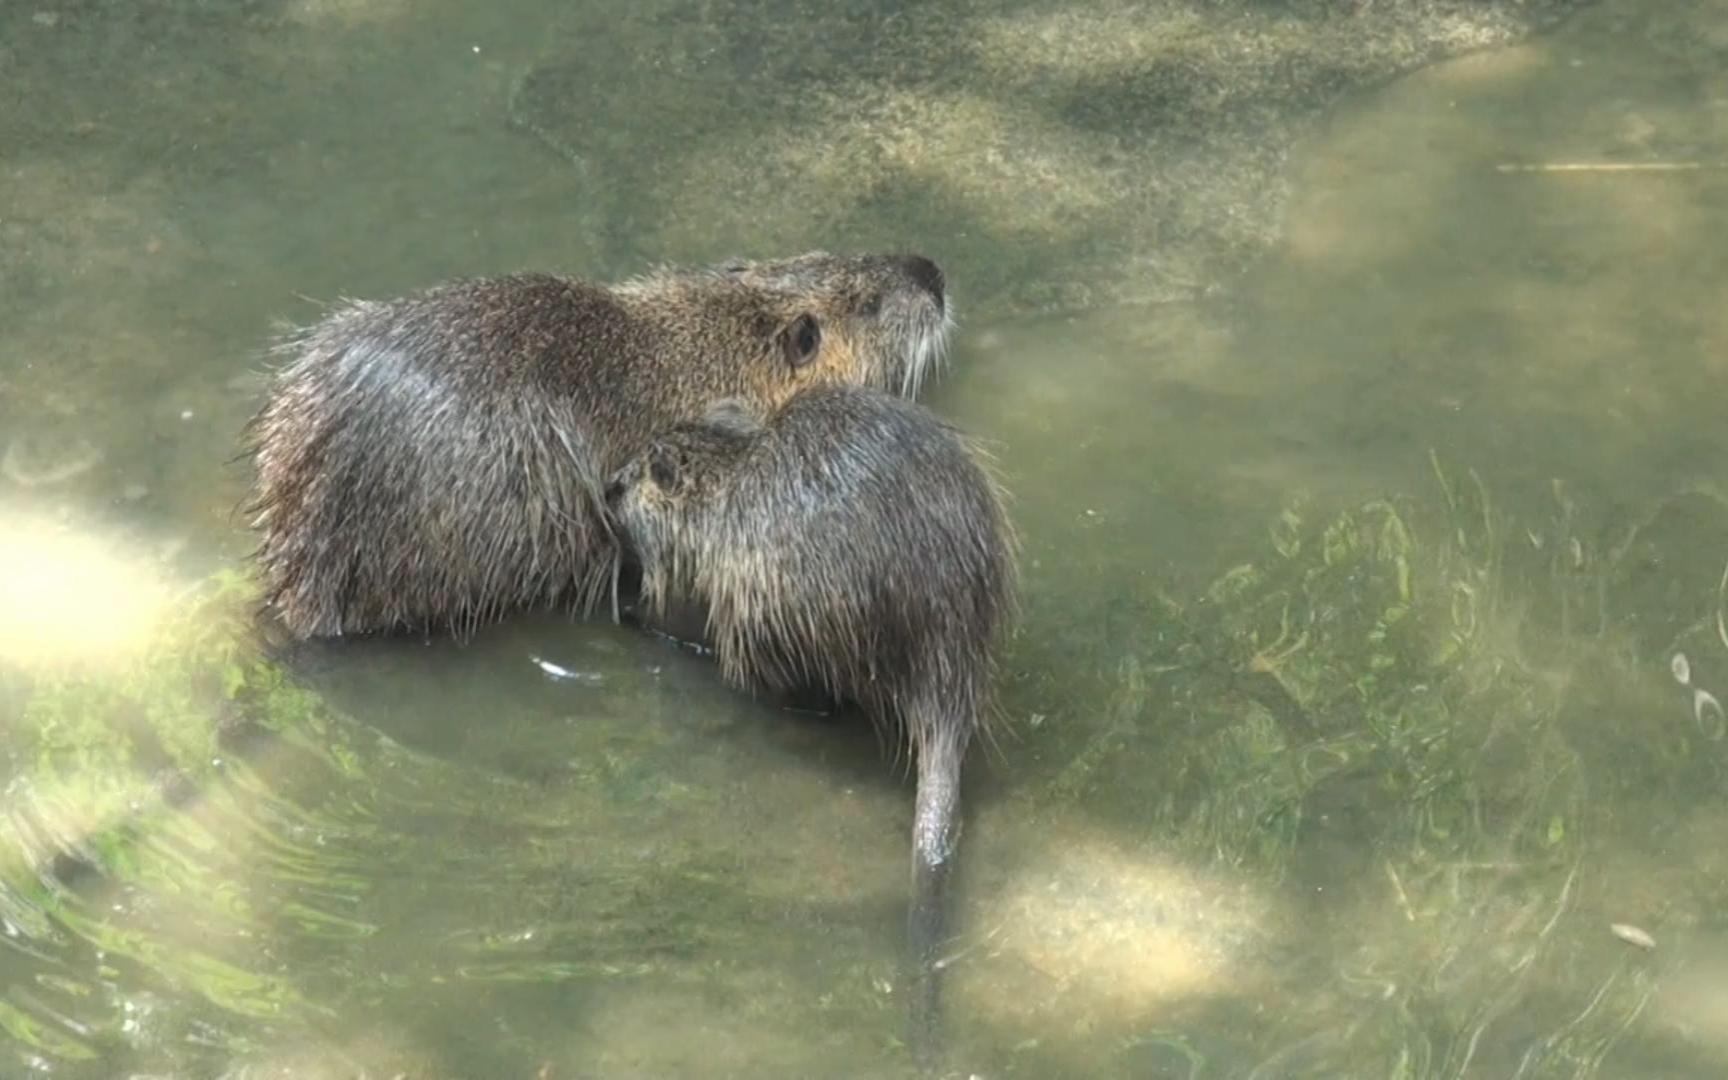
[242,252,951,640]
[603,384,1016,1053]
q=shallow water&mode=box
[5,0,1728,1076]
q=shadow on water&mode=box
[5,0,1728,1076]
[510,0,1587,315]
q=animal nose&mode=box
[898,255,945,312]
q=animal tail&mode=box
[908,721,965,1066]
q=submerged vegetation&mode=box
[1,571,362,1070]
[5,0,1728,1073]
[995,458,1728,1077]
[4,460,1725,1076]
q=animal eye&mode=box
[648,447,681,490]
[783,313,822,368]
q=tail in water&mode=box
[908,725,965,1064]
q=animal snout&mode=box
[899,255,945,313]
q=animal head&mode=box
[604,398,764,605]
[622,251,953,403]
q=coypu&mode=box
[243,252,951,640]
[604,384,1016,1051]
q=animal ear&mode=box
[647,445,682,492]
[779,313,822,369]
[702,397,766,436]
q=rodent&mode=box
[603,383,1017,1053]
[241,252,951,640]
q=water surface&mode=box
[4,0,1728,1076]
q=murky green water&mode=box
[5,0,1728,1076]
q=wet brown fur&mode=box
[241,252,950,639]
[605,384,1017,1056]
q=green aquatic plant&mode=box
[0,570,387,1069]
[7,469,1723,1077]
[2,566,884,1077]
[1015,456,1726,1077]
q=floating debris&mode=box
[1694,688,1725,741]
[1672,652,1691,686]
[1610,923,1656,950]
[1496,161,1727,174]
[529,655,605,687]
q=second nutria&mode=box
[242,252,951,640]
[603,384,1017,1055]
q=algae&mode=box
[512,0,1589,316]
[977,460,1728,1076]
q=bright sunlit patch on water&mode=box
[956,831,1277,1029]
[0,507,175,667]
[284,0,411,27]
